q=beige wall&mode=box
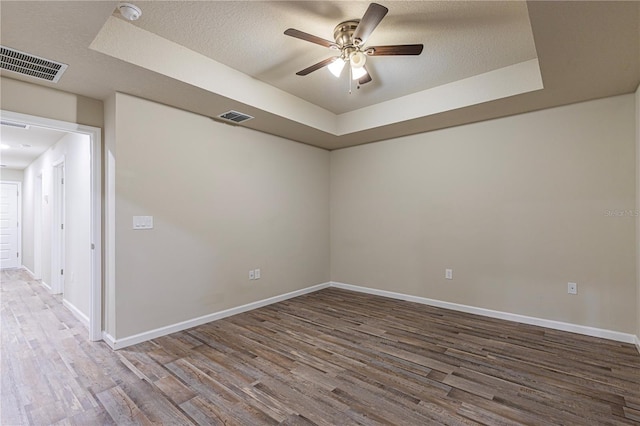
[112,93,330,338]
[331,95,636,333]
[0,77,103,128]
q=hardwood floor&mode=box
[2,269,640,425]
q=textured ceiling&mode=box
[0,1,638,150]
[134,1,537,114]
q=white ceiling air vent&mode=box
[217,110,254,124]
[0,46,68,83]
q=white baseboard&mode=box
[330,282,637,345]
[40,280,52,291]
[107,282,331,350]
[63,298,90,329]
[101,279,638,351]
[21,265,35,276]
[102,331,116,349]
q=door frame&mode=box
[51,158,65,295]
[0,181,22,269]
[1,110,103,342]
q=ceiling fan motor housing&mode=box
[334,20,361,57]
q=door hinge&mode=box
[16,252,19,258]
[91,243,95,250]
[61,178,64,185]
[61,269,64,275]
[61,223,64,230]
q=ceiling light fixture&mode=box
[1,144,11,149]
[118,3,142,21]
[328,58,346,77]
[350,51,367,69]
[351,66,368,80]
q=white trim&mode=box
[22,265,35,276]
[1,110,103,342]
[63,298,89,329]
[635,335,640,354]
[40,280,52,292]
[107,282,331,350]
[102,331,116,349]
[330,282,637,344]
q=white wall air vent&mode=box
[0,46,68,83]
[217,110,254,124]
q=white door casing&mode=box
[0,182,21,269]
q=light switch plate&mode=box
[254,269,261,279]
[133,216,153,230]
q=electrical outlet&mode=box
[249,270,255,280]
[568,282,577,295]
[254,269,261,279]
[445,269,453,280]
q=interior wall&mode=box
[0,169,24,182]
[0,77,103,128]
[22,133,92,316]
[112,93,330,339]
[331,94,636,334]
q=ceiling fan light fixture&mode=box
[351,66,368,80]
[328,57,346,78]
[350,51,367,68]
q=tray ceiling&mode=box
[0,1,638,150]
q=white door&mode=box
[0,182,20,269]
[52,163,65,294]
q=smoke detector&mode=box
[118,3,142,21]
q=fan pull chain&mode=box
[349,66,353,95]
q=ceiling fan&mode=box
[284,3,423,87]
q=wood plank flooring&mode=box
[2,268,640,425]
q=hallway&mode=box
[0,269,189,424]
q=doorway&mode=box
[1,110,102,342]
[0,181,21,269]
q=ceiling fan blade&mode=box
[296,57,337,76]
[352,3,388,46]
[367,44,424,56]
[358,68,372,85]
[284,28,337,49]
